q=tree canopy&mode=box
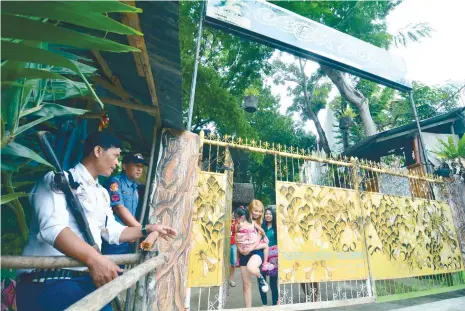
[179,0,459,202]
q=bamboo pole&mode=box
[1,254,141,269]
[65,253,168,311]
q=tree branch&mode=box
[320,64,377,136]
[299,58,331,155]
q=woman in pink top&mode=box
[235,207,274,307]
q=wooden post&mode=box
[137,129,199,311]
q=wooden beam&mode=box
[121,1,162,129]
[85,97,158,115]
[121,8,145,77]
[91,50,119,85]
[79,113,102,119]
[90,51,147,144]
[91,75,147,109]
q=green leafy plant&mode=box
[244,86,260,97]
[1,1,143,246]
[341,105,356,119]
[433,135,465,160]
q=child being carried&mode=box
[234,207,274,272]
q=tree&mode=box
[245,85,316,205]
[392,22,433,48]
[331,81,462,147]
[322,66,378,136]
[271,57,332,154]
[272,1,433,138]
[179,1,273,135]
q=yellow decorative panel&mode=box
[188,172,227,287]
[361,192,463,280]
[276,181,368,284]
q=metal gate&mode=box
[186,132,465,310]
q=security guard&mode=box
[16,132,177,311]
[102,153,146,254]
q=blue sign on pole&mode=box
[205,0,412,92]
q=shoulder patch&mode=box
[111,194,121,202]
[109,182,119,192]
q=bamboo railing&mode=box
[1,254,141,269]
[65,253,168,311]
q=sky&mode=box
[267,0,465,140]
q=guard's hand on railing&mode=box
[87,254,123,288]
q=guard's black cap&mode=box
[122,152,147,165]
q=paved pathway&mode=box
[189,269,464,311]
[324,289,465,311]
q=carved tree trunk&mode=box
[321,65,378,137]
[144,129,199,311]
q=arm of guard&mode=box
[113,204,141,227]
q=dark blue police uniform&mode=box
[102,152,146,255]
[102,172,139,254]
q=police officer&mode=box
[102,153,146,255]
[16,132,177,311]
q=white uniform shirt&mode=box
[22,163,126,269]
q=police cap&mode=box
[122,152,147,165]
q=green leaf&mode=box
[1,67,67,83]
[12,181,36,189]
[15,115,53,136]
[66,1,143,13]
[1,80,22,133]
[3,80,89,102]
[0,157,32,172]
[457,135,465,158]
[2,2,143,36]
[44,79,89,101]
[0,192,29,205]
[0,161,20,172]
[2,41,104,109]
[2,41,78,70]
[2,142,53,169]
[48,47,93,63]
[48,49,97,76]
[28,103,88,118]
[2,14,140,52]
